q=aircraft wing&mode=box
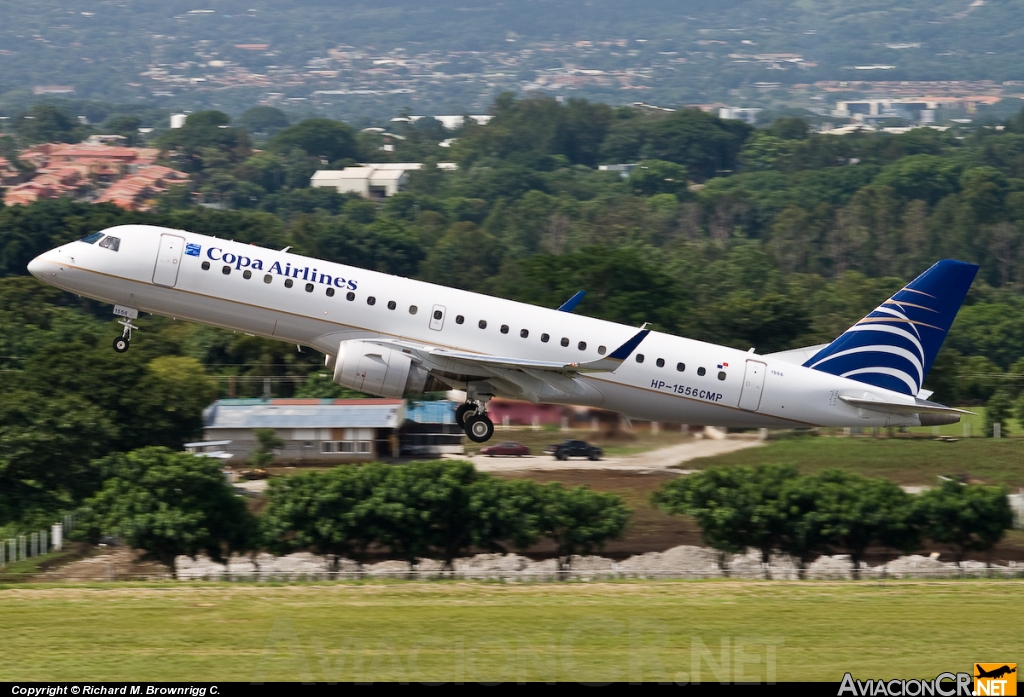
[358,329,649,400]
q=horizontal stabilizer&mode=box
[838,395,974,416]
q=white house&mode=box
[310,162,457,199]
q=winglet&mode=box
[573,329,650,372]
[557,291,586,313]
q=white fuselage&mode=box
[28,225,926,429]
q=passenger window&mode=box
[222,265,231,275]
[368,296,376,306]
[718,371,727,381]
[656,358,665,368]
[479,320,487,329]
[676,362,685,372]
[541,333,550,343]
[98,236,120,251]
[455,315,464,324]
[598,346,606,355]
[264,274,272,284]
[578,341,587,351]
[521,329,529,338]
[305,283,314,292]
[243,270,252,280]
[410,306,418,315]
[387,300,396,310]
[346,292,355,301]
[697,367,706,376]
[326,287,335,297]
[560,337,569,347]
[284,278,293,288]
[500,325,509,334]
[202,261,210,271]
[636,354,645,363]
[434,310,443,320]
[81,232,104,244]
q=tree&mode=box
[535,483,630,570]
[915,480,1012,563]
[268,119,357,164]
[261,465,389,568]
[236,106,290,136]
[806,470,918,575]
[627,160,688,196]
[0,390,115,526]
[100,115,142,145]
[84,448,254,577]
[249,428,284,468]
[14,105,87,144]
[984,389,1013,437]
[155,111,251,171]
[652,464,812,577]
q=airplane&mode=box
[27,224,978,443]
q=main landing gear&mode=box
[457,400,494,443]
[112,317,138,353]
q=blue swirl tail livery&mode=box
[804,259,979,396]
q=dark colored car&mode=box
[544,439,603,461]
[480,441,531,457]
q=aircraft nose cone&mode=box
[27,254,48,278]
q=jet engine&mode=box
[332,340,444,397]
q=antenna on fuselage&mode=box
[281,246,292,253]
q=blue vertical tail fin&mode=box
[803,260,979,396]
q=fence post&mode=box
[7,539,15,564]
[994,422,1001,439]
[30,532,38,558]
[18,535,26,561]
[40,529,47,556]
[0,540,4,568]
[52,523,63,552]
[964,422,971,438]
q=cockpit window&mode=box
[98,236,120,252]
[81,232,104,244]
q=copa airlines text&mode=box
[28,225,977,442]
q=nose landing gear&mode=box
[112,317,138,353]
[457,398,495,443]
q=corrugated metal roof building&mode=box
[201,398,462,464]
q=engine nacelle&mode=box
[332,340,438,398]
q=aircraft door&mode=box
[738,360,767,411]
[152,234,185,287]
[429,304,446,331]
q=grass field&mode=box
[687,436,1024,487]
[1,581,1020,682]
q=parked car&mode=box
[480,441,531,457]
[544,439,603,461]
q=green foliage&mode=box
[534,483,631,568]
[652,464,811,570]
[13,105,89,145]
[236,107,290,136]
[249,428,284,469]
[261,461,629,569]
[156,111,251,171]
[83,448,254,576]
[915,480,1012,562]
[0,390,114,526]
[268,119,357,164]
[627,160,688,196]
[804,470,918,568]
[984,389,1013,437]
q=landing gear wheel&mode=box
[464,414,494,443]
[455,403,475,428]
[113,337,130,353]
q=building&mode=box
[310,162,457,199]
[200,398,463,464]
[719,107,763,125]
